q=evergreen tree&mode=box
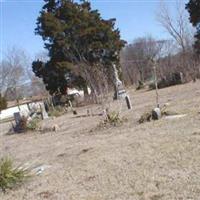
[33,0,125,95]
[186,0,200,54]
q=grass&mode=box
[90,111,126,133]
[105,111,123,125]
[26,119,39,131]
[0,158,30,192]
[100,111,126,128]
[48,106,65,117]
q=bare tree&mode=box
[156,1,200,81]
[156,0,194,53]
[0,47,26,99]
[121,36,166,85]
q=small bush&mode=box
[101,111,126,127]
[0,158,29,192]
[26,119,39,131]
[90,111,127,133]
[48,106,65,117]
[106,111,122,125]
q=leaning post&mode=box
[151,58,161,120]
[152,59,159,108]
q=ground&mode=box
[1,81,200,200]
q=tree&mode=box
[33,0,125,98]
[0,47,26,100]
[156,0,199,81]
[186,0,200,54]
[29,51,49,96]
[121,36,165,85]
[156,0,194,53]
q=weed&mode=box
[26,119,39,131]
[99,111,126,128]
[0,158,30,192]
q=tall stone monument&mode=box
[112,64,127,100]
[112,64,132,109]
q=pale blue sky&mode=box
[0,0,189,60]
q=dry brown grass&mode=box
[0,81,200,199]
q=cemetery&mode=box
[0,0,200,199]
[1,80,200,199]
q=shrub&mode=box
[0,158,29,192]
[26,119,39,131]
[102,111,126,127]
[48,106,65,117]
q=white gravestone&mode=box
[113,64,127,100]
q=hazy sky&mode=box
[0,0,189,60]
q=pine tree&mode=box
[32,0,125,96]
[186,0,200,54]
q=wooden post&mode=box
[16,99,21,111]
[153,60,159,108]
[125,95,132,110]
[39,104,43,119]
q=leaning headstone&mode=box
[14,112,21,125]
[152,107,161,120]
[13,112,25,133]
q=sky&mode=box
[0,0,189,61]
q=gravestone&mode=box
[112,64,132,109]
[113,64,127,100]
[14,112,21,125]
[152,107,161,120]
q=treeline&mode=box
[121,36,200,87]
[121,0,200,87]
